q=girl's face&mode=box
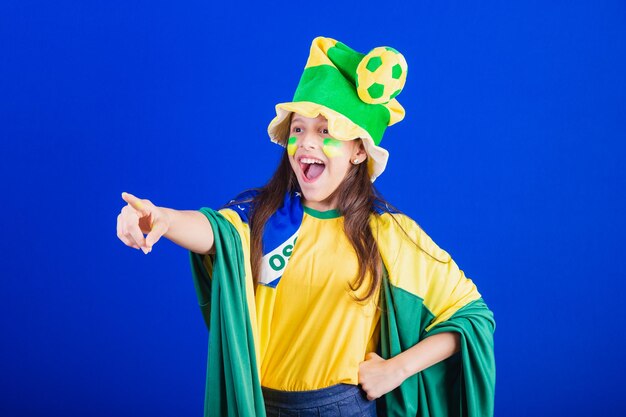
[287,114,367,211]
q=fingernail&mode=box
[141,247,148,254]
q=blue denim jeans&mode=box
[262,384,377,417]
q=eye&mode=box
[322,128,329,134]
[292,127,302,133]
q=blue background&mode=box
[1,1,625,416]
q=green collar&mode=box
[303,205,342,219]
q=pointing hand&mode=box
[116,192,170,254]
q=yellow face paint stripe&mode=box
[287,136,297,156]
[323,137,343,158]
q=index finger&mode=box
[121,192,149,215]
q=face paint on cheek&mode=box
[287,136,297,156]
[322,138,344,158]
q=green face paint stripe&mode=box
[323,137,344,158]
[287,136,297,155]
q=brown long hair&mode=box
[247,118,384,301]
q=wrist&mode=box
[389,354,412,382]
[160,207,177,236]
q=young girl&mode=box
[117,37,495,417]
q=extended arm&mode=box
[117,192,214,255]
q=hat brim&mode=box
[267,101,389,182]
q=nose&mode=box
[300,132,320,150]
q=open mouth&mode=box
[299,157,326,182]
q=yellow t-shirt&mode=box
[255,206,381,391]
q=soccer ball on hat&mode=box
[355,46,408,105]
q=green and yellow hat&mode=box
[268,36,408,181]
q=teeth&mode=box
[300,157,324,164]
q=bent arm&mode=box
[394,331,460,377]
[359,332,460,400]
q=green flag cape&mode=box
[190,207,495,417]
[189,208,266,417]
